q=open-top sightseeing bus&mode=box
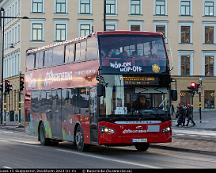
[25,31,177,152]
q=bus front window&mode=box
[98,35,168,74]
[99,75,170,119]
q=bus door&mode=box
[89,87,98,143]
[51,89,62,139]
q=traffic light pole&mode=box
[191,92,194,119]
[19,90,21,123]
[199,91,202,123]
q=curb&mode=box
[151,144,216,156]
[0,126,25,132]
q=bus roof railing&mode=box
[26,31,163,54]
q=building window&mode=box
[130,0,141,15]
[156,25,166,37]
[204,1,214,16]
[181,26,191,43]
[32,0,43,13]
[56,24,66,41]
[32,23,43,41]
[80,24,91,36]
[180,91,192,105]
[80,0,91,14]
[205,56,214,76]
[180,1,191,16]
[155,0,166,15]
[205,26,214,44]
[204,90,215,109]
[130,25,141,31]
[106,24,116,31]
[106,0,117,15]
[56,0,66,13]
[181,55,190,76]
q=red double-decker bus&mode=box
[25,31,177,152]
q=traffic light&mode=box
[20,76,24,91]
[0,83,3,91]
[4,80,12,93]
[187,82,200,93]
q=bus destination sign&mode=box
[121,76,159,86]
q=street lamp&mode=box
[0,7,29,125]
[104,0,106,31]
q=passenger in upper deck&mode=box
[119,50,129,58]
[132,51,138,57]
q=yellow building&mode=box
[0,0,216,124]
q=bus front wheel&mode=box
[135,143,150,151]
[75,126,89,152]
[39,123,50,146]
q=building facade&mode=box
[0,0,216,124]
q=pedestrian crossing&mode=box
[173,129,216,140]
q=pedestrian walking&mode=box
[176,103,186,127]
[185,104,196,127]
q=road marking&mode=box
[2,166,12,169]
[0,131,14,134]
[56,149,160,168]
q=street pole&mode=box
[18,90,21,123]
[191,92,194,119]
[0,8,5,125]
[0,10,29,125]
[199,91,202,123]
[104,0,106,31]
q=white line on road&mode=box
[56,149,160,168]
[0,131,14,134]
[2,166,12,169]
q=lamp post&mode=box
[0,7,29,125]
[198,77,203,123]
[104,0,106,31]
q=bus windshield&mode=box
[98,35,168,74]
[99,75,170,119]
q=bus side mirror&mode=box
[97,84,105,97]
[171,90,177,101]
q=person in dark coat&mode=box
[185,104,196,127]
[176,103,186,127]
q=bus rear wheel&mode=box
[135,143,150,151]
[39,123,50,146]
[75,126,89,152]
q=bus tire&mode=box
[39,123,50,146]
[135,143,150,151]
[75,125,89,152]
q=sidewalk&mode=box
[0,124,25,132]
[172,110,216,131]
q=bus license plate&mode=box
[132,138,147,143]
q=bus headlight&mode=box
[162,127,171,133]
[100,126,115,134]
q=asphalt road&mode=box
[0,129,216,169]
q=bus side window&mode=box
[80,40,87,61]
[26,53,36,70]
[78,88,90,115]
[53,45,64,66]
[75,43,81,62]
[65,44,75,63]
[86,38,98,60]
[36,51,44,68]
[75,40,86,62]
[44,49,53,67]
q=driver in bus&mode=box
[133,95,150,111]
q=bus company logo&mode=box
[110,61,142,72]
[152,64,160,73]
[122,129,147,134]
[44,70,73,85]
